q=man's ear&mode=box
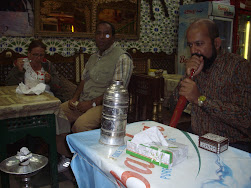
[214,37,222,50]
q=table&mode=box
[0,85,61,188]
[67,121,251,188]
[0,85,61,120]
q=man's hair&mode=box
[28,40,46,52]
[189,19,219,41]
[96,21,116,36]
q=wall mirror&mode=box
[34,0,140,39]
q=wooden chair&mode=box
[128,73,164,123]
[149,56,175,74]
[44,50,85,102]
[0,49,25,86]
[45,49,85,84]
[132,57,150,74]
[128,48,176,74]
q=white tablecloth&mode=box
[67,121,251,188]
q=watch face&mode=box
[199,95,206,101]
[198,95,206,107]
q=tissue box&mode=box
[199,133,229,154]
[126,140,188,169]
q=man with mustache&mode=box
[173,19,251,152]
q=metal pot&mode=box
[99,80,129,146]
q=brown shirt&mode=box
[173,50,251,143]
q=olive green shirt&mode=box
[80,42,133,101]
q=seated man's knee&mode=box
[72,119,92,133]
[60,101,69,112]
[71,116,100,133]
[71,106,102,133]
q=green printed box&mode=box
[126,140,188,169]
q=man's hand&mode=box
[186,55,204,77]
[76,101,92,113]
[15,58,25,72]
[179,78,200,104]
[68,99,78,110]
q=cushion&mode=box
[52,75,77,102]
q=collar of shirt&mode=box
[96,42,119,58]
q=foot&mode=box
[58,155,71,173]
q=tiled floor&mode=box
[1,167,76,188]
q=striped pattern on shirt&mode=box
[113,53,133,88]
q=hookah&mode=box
[0,147,48,188]
[169,69,195,128]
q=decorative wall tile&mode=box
[0,0,195,57]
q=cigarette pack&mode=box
[199,133,229,154]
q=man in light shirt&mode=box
[62,21,133,133]
[57,22,133,172]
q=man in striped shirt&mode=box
[174,19,251,152]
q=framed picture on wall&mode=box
[0,0,34,36]
[34,0,140,39]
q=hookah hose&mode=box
[169,69,195,128]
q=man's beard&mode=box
[192,45,217,72]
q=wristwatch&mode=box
[198,95,206,107]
